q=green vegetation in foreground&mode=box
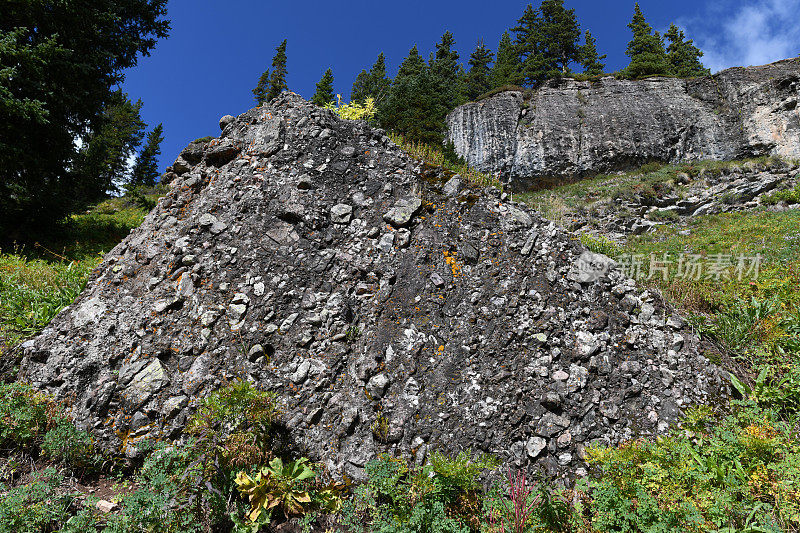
[0,187,162,350]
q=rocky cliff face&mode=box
[19,94,726,481]
[447,58,800,190]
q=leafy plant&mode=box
[0,382,59,450]
[234,457,319,521]
[41,419,96,467]
[762,183,800,205]
[0,468,76,533]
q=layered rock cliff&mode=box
[19,94,726,481]
[447,58,800,190]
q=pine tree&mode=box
[624,4,671,79]
[665,24,710,78]
[580,30,606,76]
[351,53,391,104]
[512,4,547,85]
[253,69,270,105]
[129,123,164,188]
[539,0,582,76]
[465,39,494,100]
[490,31,523,87]
[267,39,288,101]
[1,0,169,233]
[429,31,466,112]
[378,45,438,143]
[72,90,146,200]
[311,68,335,106]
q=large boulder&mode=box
[19,93,726,481]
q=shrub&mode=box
[41,419,96,467]
[579,234,621,257]
[341,452,497,532]
[763,183,800,205]
[0,382,58,450]
[586,402,800,532]
[188,380,281,470]
[648,208,680,222]
[0,468,76,533]
[325,95,377,122]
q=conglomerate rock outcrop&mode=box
[447,58,800,190]
[20,93,726,480]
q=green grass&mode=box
[388,133,500,188]
[518,156,787,222]
[763,183,800,205]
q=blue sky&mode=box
[121,0,800,173]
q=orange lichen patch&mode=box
[443,250,462,278]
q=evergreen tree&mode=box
[490,31,523,87]
[512,4,547,85]
[580,30,606,76]
[253,69,270,105]
[665,24,710,78]
[465,39,494,100]
[130,123,164,188]
[267,40,288,101]
[351,53,391,104]
[378,45,439,143]
[429,31,466,113]
[351,70,370,103]
[311,68,335,106]
[624,4,671,78]
[72,90,146,200]
[539,0,582,76]
[1,0,169,234]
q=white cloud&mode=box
[681,0,800,72]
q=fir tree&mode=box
[253,69,270,105]
[72,90,146,200]
[539,0,582,76]
[311,68,335,106]
[665,24,710,78]
[378,45,439,143]
[580,30,606,76]
[512,4,547,85]
[351,69,370,103]
[624,4,671,79]
[490,31,523,87]
[465,39,494,100]
[267,39,288,101]
[351,53,391,104]
[1,0,169,233]
[130,123,164,188]
[429,31,466,113]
